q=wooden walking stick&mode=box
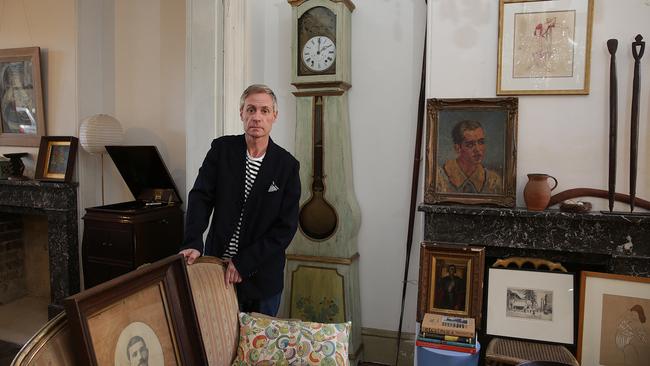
[630,34,645,211]
[607,39,618,212]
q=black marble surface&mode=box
[0,180,79,317]
[419,204,650,277]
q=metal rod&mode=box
[607,39,618,212]
[630,34,645,212]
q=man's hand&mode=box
[224,259,242,288]
[179,248,201,265]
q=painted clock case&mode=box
[284,0,362,363]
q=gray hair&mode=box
[239,84,278,112]
[452,120,483,145]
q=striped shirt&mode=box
[223,152,264,258]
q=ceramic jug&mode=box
[523,174,558,211]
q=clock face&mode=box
[302,36,336,72]
[298,6,336,76]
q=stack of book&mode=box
[417,313,477,354]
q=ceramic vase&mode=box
[523,173,558,211]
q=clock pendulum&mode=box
[284,0,362,363]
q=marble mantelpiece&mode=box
[0,180,79,317]
[419,204,650,277]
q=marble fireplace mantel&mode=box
[0,180,79,317]
[419,204,650,277]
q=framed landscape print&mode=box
[497,0,594,95]
[64,255,207,366]
[486,267,575,343]
[0,47,46,146]
[425,98,518,207]
[417,241,485,327]
[578,271,650,366]
[35,136,78,182]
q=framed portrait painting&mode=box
[425,98,518,207]
[578,271,650,366]
[34,136,79,182]
[497,0,594,95]
[417,241,485,327]
[64,255,207,366]
[0,47,46,146]
[486,267,575,343]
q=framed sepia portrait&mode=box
[578,271,650,366]
[0,47,46,146]
[417,241,485,327]
[425,98,518,207]
[64,255,207,366]
[497,0,594,95]
[487,267,575,344]
[34,136,78,182]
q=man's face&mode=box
[127,340,148,366]
[454,128,486,166]
[448,266,456,276]
[240,92,277,140]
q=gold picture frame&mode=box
[34,136,78,182]
[425,98,518,207]
[417,241,485,327]
[578,271,650,365]
[497,0,594,95]
[0,47,46,146]
[64,255,207,365]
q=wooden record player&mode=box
[82,146,183,288]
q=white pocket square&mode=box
[268,181,279,192]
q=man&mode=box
[436,119,502,193]
[126,336,148,366]
[180,84,300,317]
[436,264,465,310]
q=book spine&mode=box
[420,326,474,338]
[419,332,474,344]
[415,340,477,354]
[417,336,475,348]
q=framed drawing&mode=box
[64,255,207,366]
[417,241,485,326]
[34,136,79,182]
[0,47,46,146]
[497,0,594,95]
[425,98,518,207]
[578,271,650,366]
[486,267,575,343]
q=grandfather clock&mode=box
[284,0,362,362]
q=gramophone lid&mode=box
[105,145,182,204]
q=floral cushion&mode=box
[232,312,351,365]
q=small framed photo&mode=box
[64,255,207,366]
[0,47,46,146]
[577,271,650,366]
[34,136,79,182]
[486,267,575,344]
[425,98,518,207]
[417,241,486,326]
[497,0,594,95]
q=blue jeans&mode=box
[238,292,282,317]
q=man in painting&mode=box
[436,119,502,194]
[179,84,300,317]
[615,304,649,366]
[436,264,466,310]
[126,336,149,366]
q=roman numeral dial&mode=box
[302,36,336,72]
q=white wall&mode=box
[245,0,650,335]
[246,0,427,333]
[428,0,650,211]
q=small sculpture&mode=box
[3,153,29,180]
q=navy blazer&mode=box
[183,135,300,299]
